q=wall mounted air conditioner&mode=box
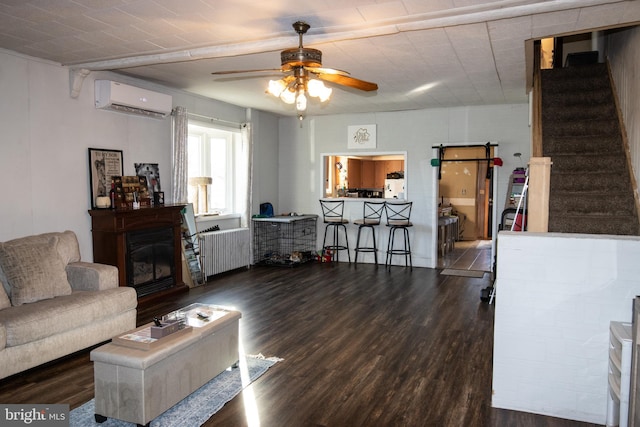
[94,80,172,119]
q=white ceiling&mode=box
[1,0,639,117]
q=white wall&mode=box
[249,108,280,215]
[0,49,279,262]
[277,105,530,267]
[493,232,640,424]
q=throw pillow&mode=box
[0,236,72,306]
[42,230,81,264]
[0,279,10,310]
[0,268,8,297]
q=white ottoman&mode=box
[90,304,241,426]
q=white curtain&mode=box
[238,123,253,228]
[171,106,188,203]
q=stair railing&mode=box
[527,157,552,232]
[532,41,543,157]
[527,41,551,232]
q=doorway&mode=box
[436,145,495,272]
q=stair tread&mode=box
[541,90,612,101]
[549,151,624,156]
[549,213,638,218]
[551,155,625,160]
[551,169,626,173]
[550,189,631,195]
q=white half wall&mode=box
[492,231,640,424]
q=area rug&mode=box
[70,354,281,427]
[440,268,486,278]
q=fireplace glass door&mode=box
[127,227,175,296]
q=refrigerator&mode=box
[385,179,404,199]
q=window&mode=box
[321,153,406,199]
[187,121,243,215]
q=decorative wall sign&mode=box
[348,124,376,149]
[88,148,123,208]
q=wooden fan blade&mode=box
[317,73,378,91]
[213,74,283,82]
[304,66,350,77]
[211,69,283,75]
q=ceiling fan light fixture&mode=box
[295,91,307,112]
[307,78,331,102]
[280,87,296,104]
[318,84,332,102]
[267,79,286,97]
[213,21,378,120]
[270,77,331,111]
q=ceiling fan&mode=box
[211,21,378,117]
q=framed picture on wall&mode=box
[88,148,123,208]
[348,124,377,149]
[134,163,161,200]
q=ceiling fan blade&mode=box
[317,73,378,91]
[304,66,350,77]
[213,74,283,82]
[211,68,283,75]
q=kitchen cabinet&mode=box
[361,160,376,188]
[348,158,362,187]
[385,160,403,175]
[348,159,385,189]
[375,160,403,186]
[374,162,386,188]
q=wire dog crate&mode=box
[252,215,318,266]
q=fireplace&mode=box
[88,205,188,300]
[127,227,175,297]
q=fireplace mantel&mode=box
[88,205,188,301]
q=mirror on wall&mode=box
[322,153,406,199]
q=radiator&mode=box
[199,228,251,278]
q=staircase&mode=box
[541,62,639,235]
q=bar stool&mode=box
[384,201,413,270]
[448,215,458,252]
[438,216,458,256]
[354,201,385,264]
[438,216,449,256]
[319,200,351,263]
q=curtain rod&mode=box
[175,110,243,128]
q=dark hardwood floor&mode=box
[0,262,601,427]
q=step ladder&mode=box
[487,168,529,305]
